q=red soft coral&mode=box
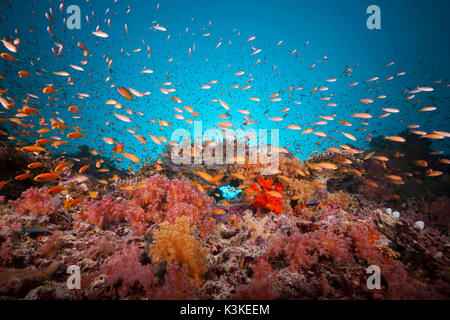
[250,176,283,214]
[8,187,57,215]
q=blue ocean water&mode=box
[0,0,448,170]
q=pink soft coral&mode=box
[101,243,157,298]
[80,195,149,235]
[232,257,280,300]
[267,226,351,270]
[347,221,418,299]
[154,264,196,300]
[267,220,421,299]
[129,175,214,224]
[8,187,57,215]
[80,175,215,237]
[127,175,215,236]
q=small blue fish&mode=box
[22,229,49,233]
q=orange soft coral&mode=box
[149,216,208,286]
[249,176,283,214]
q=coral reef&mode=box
[0,138,448,300]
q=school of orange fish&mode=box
[0,1,448,198]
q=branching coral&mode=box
[8,187,57,215]
[278,156,307,179]
[228,153,271,185]
[230,153,305,187]
[149,216,208,286]
[306,152,363,188]
[101,243,157,298]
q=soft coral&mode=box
[8,187,57,215]
[250,176,283,214]
[80,195,149,235]
[232,257,280,299]
[101,243,157,298]
[127,175,215,236]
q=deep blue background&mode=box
[0,0,448,169]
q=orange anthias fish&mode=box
[47,186,66,195]
[384,136,406,143]
[54,161,71,172]
[310,181,327,189]
[67,131,84,139]
[21,145,46,153]
[43,86,58,94]
[34,172,60,182]
[112,142,125,153]
[68,105,79,113]
[0,180,10,190]
[117,87,134,101]
[79,164,90,174]
[193,170,215,183]
[27,162,43,169]
[15,173,31,180]
[122,152,141,163]
[1,52,17,62]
